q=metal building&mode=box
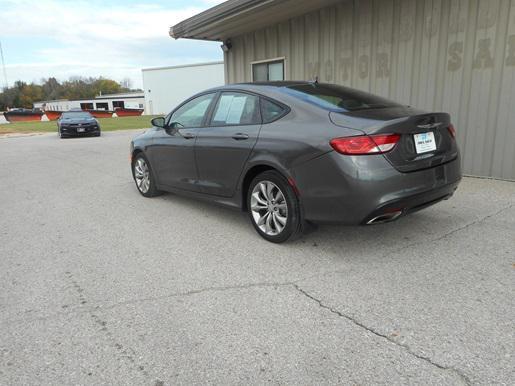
[171,0,515,180]
[142,61,225,115]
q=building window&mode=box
[96,102,109,110]
[252,59,284,82]
[113,101,125,109]
[80,103,94,110]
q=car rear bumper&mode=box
[360,180,459,225]
[291,151,462,224]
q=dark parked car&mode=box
[130,82,461,243]
[58,111,101,138]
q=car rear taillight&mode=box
[448,124,457,139]
[330,134,401,155]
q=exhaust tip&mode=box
[366,210,403,225]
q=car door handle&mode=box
[232,133,249,140]
[181,132,196,139]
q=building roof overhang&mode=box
[170,0,342,41]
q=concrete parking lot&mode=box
[1,131,514,385]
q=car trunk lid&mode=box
[330,108,459,173]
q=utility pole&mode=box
[0,40,8,90]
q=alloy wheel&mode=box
[250,181,288,236]
[134,158,151,194]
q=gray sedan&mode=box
[130,82,461,243]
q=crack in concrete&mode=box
[3,203,510,383]
[425,203,512,241]
[463,174,515,183]
[3,281,295,326]
[4,277,478,384]
[62,270,151,378]
[381,202,513,260]
[95,281,295,312]
[292,283,472,385]
[5,199,510,324]
[284,206,514,384]
[299,202,515,285]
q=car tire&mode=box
[132,153,162,197]
[247,170,303,243]
[58,129,65,139]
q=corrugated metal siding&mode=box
[225,0,515,180]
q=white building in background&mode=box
[33,92,145,111]
[142,61,225,115]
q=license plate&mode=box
[414,132,436,154]
[77,127,85,133]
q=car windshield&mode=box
[284,84,401,112]
[61,112,92,119]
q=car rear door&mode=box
[148,93,216,192]
[195,91,262,197]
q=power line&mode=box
[0,40,8,90]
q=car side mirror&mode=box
[151,116,166,128]
[163,122,184,135]
[168,121,184,129]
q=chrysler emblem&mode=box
[417,122,442,129]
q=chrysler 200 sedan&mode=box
[130,82,461,243]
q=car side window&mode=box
[210,92,261,126]
[169,93,215,128]
[261,98,286,123]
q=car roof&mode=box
[205,81,315,93]
[237,81,313,87]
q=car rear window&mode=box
[284,84,401,112]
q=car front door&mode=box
[149,93,216,192]
[195,91,262,197]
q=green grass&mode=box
[0,115,160,134]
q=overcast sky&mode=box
[0,0,225,89]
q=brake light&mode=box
[448,124,456,139]
[330,134,401,155]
